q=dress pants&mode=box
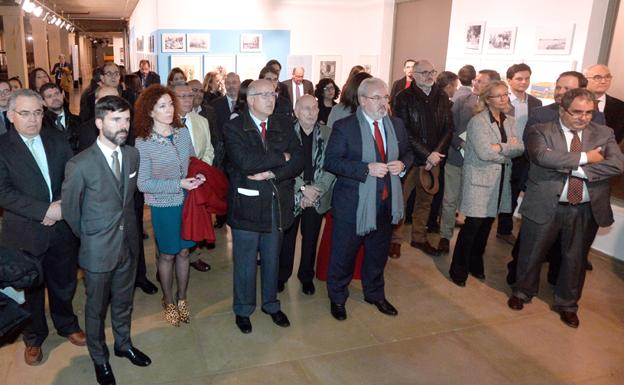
[279,207,324,284]
[426,162,445,229]
[327,199,391,304]
[497,156,527,235]
[513,203,597,313]
[23,233,80,347]
[232,201,282,317]
[84,250,137,365]
[439,163,462,240]
[390,167,433,244]
[507,228,561,284]
[449,216,495,282]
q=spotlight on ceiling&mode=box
[55,18,62,26]
[22,0,35,13]
[33,6,43,17]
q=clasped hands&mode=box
[300,185,321,208]
[368,160,405,178]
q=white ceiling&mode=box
[42,0,140,20]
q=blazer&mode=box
[0,128,75,256]
[134,71,161,88]
[460,110,524,218]
[43,107,81,154]
[520,120,624,227]
[526,103,606,143]
[389,76,411,108]
[210,95,234,134]
[186,112,214,165]
[604,94,624,143]
[62,143,140,272]
[281,79,314,103]
[324,113,414,224]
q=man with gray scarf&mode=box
[324,78,413,321]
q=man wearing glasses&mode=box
[392,60,453,257]
[0,89,85,365]
[508,88,624,328]
[223,79,303,334]
[584,64,624,143]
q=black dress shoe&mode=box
[94,362,116,385]
[235,316,252,334]
[410,241,440,256]
[451,278,466,287]
[261,309,290,327]
[302,281,315,295]
[135,279,158,295]
[507,295,525,311]
[114,347,151,367]
[277,280,285,293]
[558,311,580,328]
[365,298,398,316]
[190,258,211,272]
[330,302,347,321]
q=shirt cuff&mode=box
[579,152,588,166]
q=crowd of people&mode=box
[0,55,623,385]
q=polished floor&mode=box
[1,219,623,385]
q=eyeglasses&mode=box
[414,70,438,77]
[104,71,120,77]
[249,91,277,98]
[363,95,390,102]
[177,94,195,99]
[323,86,335,91]
[0,89,11,96]
[564,107,593,118]
[14,110,44,119]
[588,74,613,82]
[190,88,202,93]
[488,93,511,100]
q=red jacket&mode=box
[182,157,228,242]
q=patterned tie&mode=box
[260,121,267,140]
[111,150,121,183]
[373,120,389,200]
[567,130,583,204]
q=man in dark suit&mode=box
[0,80,12,135]
[0,89,85,365]
[389,58,415,109]
[508,88,624,328]
[134,59,161,89]
[266,59,289,99]
[62,96,151,385]
[584,64,624,143]
[281,67,314,109]
[324,77,413,321]
[40,83,80,154]
[209,73,240,170]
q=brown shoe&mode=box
[190,258,211,272]
[66,330,87,346]
[558,311,580,328]
[24,346,43,366]
[438,238,450,254]
[410,241,440,256]
[507,295,525,311]
[496,233,516,245]
[388,243,401,259]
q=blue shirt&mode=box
[20,134,52,202]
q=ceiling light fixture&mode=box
[22,0,35,13]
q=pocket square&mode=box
[129,171,137,178]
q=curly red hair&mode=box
[133,84,183,138]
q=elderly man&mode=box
[0,80,12,134]
[210,72,241,157]
[0,89,85,365]
[584,64,624,143]
[392,60,452,257]
[40,82,80,153]
[389,59,415,108]
[134,59,161,89]
[508,88,624,328]
[223,79,303,334]
[51,54,71,89]
[324,77,413,320]
[278,95,335,295]
[281,67,314,109]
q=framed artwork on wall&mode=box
[203,55,236,78]
[162,33,186,53]
[464,22,485,53]
[170,55,202,81]
[314,55,342,84]
[187,33,210,53]
[240,33,262,53]
[484,26,517,54]
[359,55,379,76]
[136,36,144,52]
[535,24,575,55]
[148,34,155,53]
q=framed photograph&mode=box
[359,55,379,76]
[136,36,144,52]
[464,22,485,53]
[148,34,155,53]
[535,24,575,55]
[484,27,517,54]
[170,55,202,81]
[203,55,236,78]
[236,54,266,81]
[240,33,262,53]
[162,33,186,53]
[314,55,341,84]
[186,33,210,53]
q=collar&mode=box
[559,119,584,136]
[19,133,42,145]
[248,111,266,129]
[362,111,385,126]
[96,137,121,159]
[488,109,506,124]
[510,91,527,103]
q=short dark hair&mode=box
[556,71,588,88]
[314,78,340,101]
[258,66,278,79]
[560,88,596,110]
[457,65,476,86]
[95,95,131,120]
[339,71,372,113]
[39,82,61,96]
[139,59,150,67]
[404,59,416,66]
[479,69,501,81]
[8,77,23,88]
[506,63,532,80]
[265,59,282,70]
[436,71,458,90]
[28,67,51,91]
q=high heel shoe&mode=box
[177,299,190,324]
[163,303,180,327]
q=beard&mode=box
[104,129,128,146]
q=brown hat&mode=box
[419,165,440,195]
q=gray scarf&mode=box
[356,107,404,235]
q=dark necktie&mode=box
[56,115,65,131]
[567,130,583,204]
[181,117,187,127]
[111,150,121,183]
[260,121,267,140]
[373,120,389,200]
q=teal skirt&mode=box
[150,205,195,255]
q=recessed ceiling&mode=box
[42,0,140,19]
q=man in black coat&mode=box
[134,59,161,89]
[389,58,415,110]
[40,83,80,154]
[584,64,624,143]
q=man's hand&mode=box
[42,201,62,226]
[302,185,321,202]
[247,171,274,180]
[301,196,314,208]
[387,160,405,176]
[586,147,604,164]
[368,162,388,178]
[426,151,445,166]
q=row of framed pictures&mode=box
[155,33,263,53]
[464,22,575,55]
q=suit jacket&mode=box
[134,70,161,88]
[0,129,75,256]
[324,113,414,224]
[389,76,411,108]
[526,102,606,143]
[281,79,314,103]
[604,94,624,143]
[460,110,524,218]
[209,95,234,137]
[43,108,81,154]
[187,112,214,165]
[62,143,140,272]
[520,120,624,227]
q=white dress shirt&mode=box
[558,120,590,203]
[96,137,123,173]
[596,94,606,113]
[510,92,528,139]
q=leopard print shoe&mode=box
[177,299,190,324]
[164,303,180,327]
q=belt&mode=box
[558,201,590,207]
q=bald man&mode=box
[584,64,624,143]
[281,67,314,109]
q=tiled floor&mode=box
[1,220,623,385]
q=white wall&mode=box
[607,0,624,100]
[127,0,159,71]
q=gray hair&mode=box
[8,89,43,111]
[357,77,388,98]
